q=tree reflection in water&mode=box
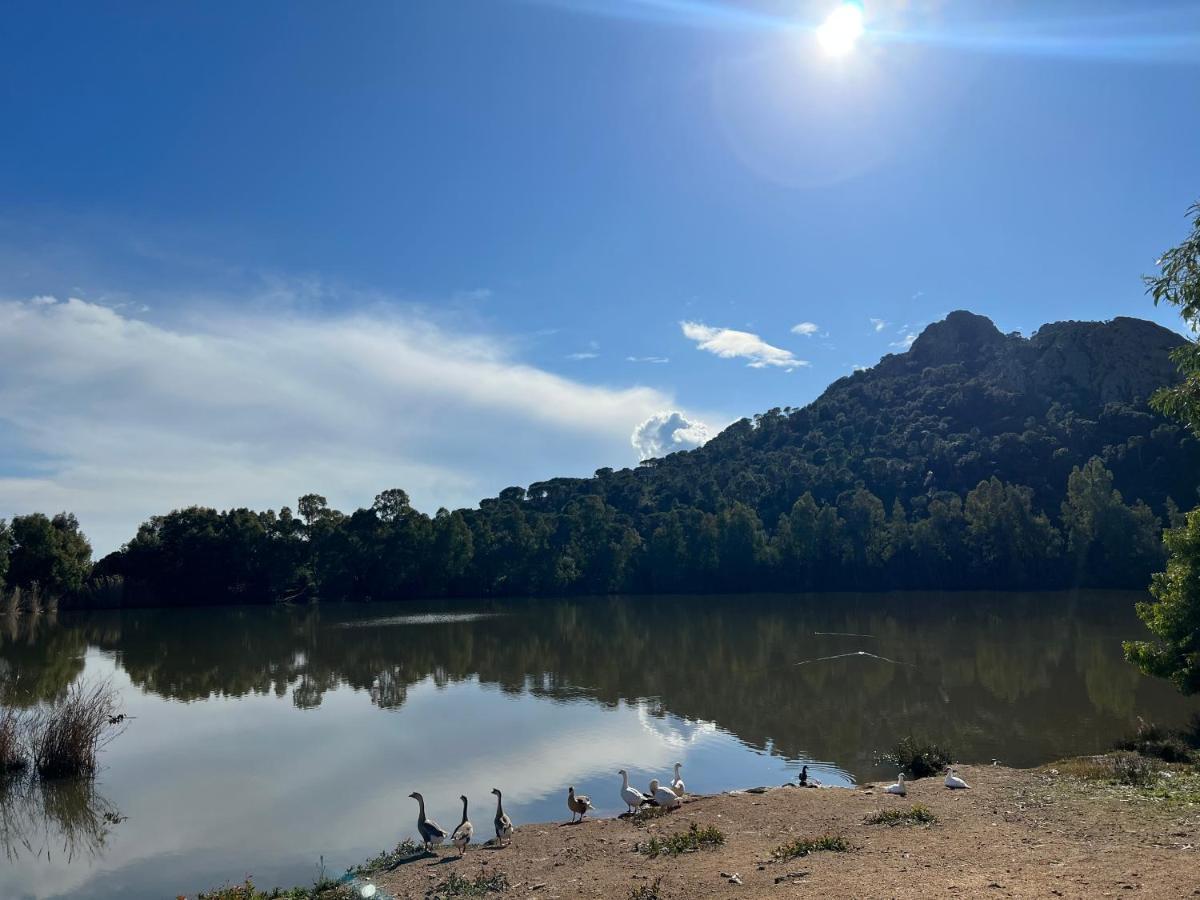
[0,773,124,864]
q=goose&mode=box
[450,795,473,856]
[567,786,594,823]
[798,765,808,787]
[944,766,971,790]
[618,769,652,814]
[490,788,514,847]
[884,773,907,796]
[648,778,681,810]
[408,791,446,852]
[670,762,686,797]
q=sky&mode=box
[1,0,1199,555]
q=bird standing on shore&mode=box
[491,788,514,846]
[408,791,446,852]
[671,762,686,797]
[944,767,971,790]
[618,769,652,814]
[649,779,681,810]
[567,786,594,823]
[885,773,907,796]
[451,795,472,856]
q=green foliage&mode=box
[629,804,671,826]
[7,513,92,598]
[863,804,938,826]
[195,878,355,900]
[886,736,953,779]
[0,519,10,592]
[348,839,424,874]
[1112,718,1198,763]
[426,872,509,899]
[640,822,725,857]
[772,834,852,860]
[627,879,664,900]
[1125,506,1200,694]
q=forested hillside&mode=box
[6,311,1197,607]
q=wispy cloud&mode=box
[631,410,710,460]
[890,330,919,350]
[680,321,808,371]
[0,295,708,554]
[870,318,888,333]
[566,351,599,360]
[791,321,819,336]
[626,355,669,364]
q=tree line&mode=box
[0,456,1174,608]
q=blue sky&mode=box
[1,0,1199,553]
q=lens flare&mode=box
[817,1,865,56]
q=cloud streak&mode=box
[680,321,808,371]
[0,296,707,554]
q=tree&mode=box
[0,519,10,592]
[7,512,93,597]
[1126,200,1200,691]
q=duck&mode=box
[408,791,446,852]
[884,773,907,796]
[670,762,686,797]
[618,769,652,814]
[490,788,514,846]
[567,786,594,823]
[648,778,681,810]
[944,766,971,790]
[451,795,472,856]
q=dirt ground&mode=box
[373,765,1200,900]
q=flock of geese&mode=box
[406,762,688,855]
[407,761,971,855]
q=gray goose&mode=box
[567,786,593,823]
[491,788,514,846]
[408,791,446,852]
[451,795,473,856]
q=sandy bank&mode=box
[372,764,1200,899]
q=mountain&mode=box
[90,311,1200,606]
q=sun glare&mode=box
[817,1,865,57]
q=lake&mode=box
[1,591,1197,899]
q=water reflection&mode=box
[0,592,1196,900]
[0,773,124,865]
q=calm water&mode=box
[1,591,1197,899]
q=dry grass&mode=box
[28,680,122,779]
[0,707,27,773]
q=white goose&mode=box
[451,795,473,855]
[490,788,514,847]
[884,773,906,796]
[670,762,686,798]
[619,769,652,814]
[648,778,681,810]
[944,766,971,790]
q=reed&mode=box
[28,681,121,779]
[0,707,27,773]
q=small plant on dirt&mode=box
[28,680,123,778]
[885,736,953,779]
[640,822,725,857]
[195,878,356,900]
[772,834,852,860]
[864,804,938,827]
[1110,752,1162,787]
[425,872,510,899]
[348,839,424,874]
[629,803,673,825]
[627,878,664,900]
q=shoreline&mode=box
[194,757,1200,899]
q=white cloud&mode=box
[566,351,599,360]
[870,318,888,332]
[0,296,711,554]
[630,410,711,460]
[680,321,808,371]
[626,355,669,364]
[890,331,918,350]
[791,321,819,336]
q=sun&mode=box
[817,1,865,57]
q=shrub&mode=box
[640,823,725,857]
[628,879,664,900]
[348,839,423,874]
[0,707,27,773]
[772,834,852,860]
[886,736,953,779]
[1110,752,1162,787]
[1113,717,1197,763]
[863,804,938,826]
[426,872,509,899]
[28,681,121,778]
